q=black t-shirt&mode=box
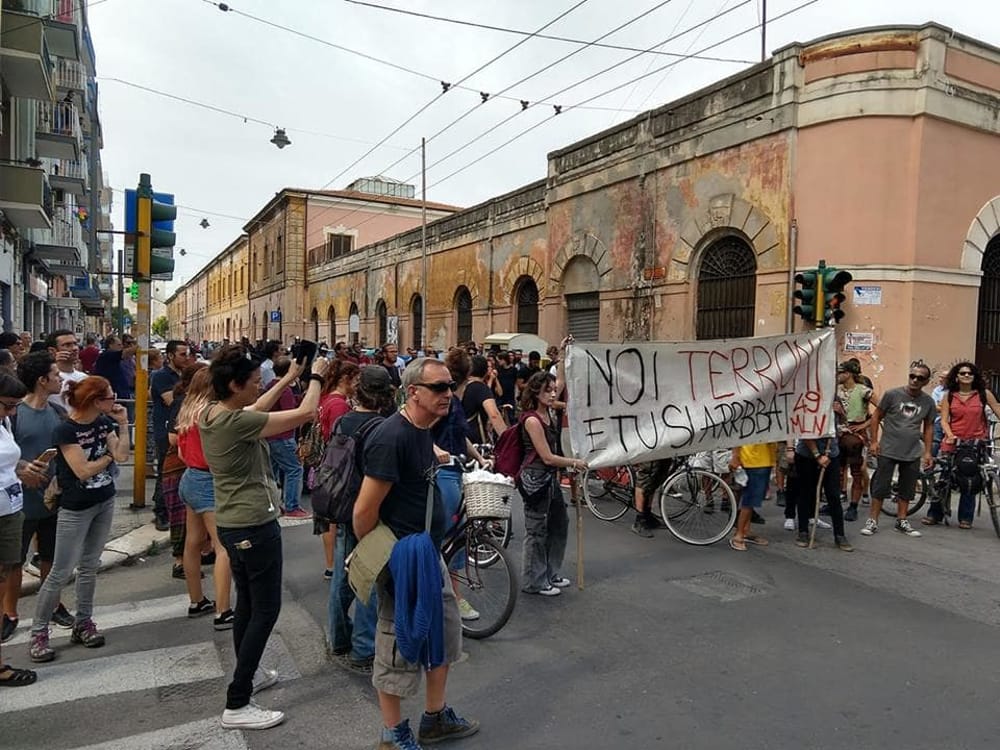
[363,412,445,545]
[496,364,517,407]
[54,416,118,510]
[461,381,494,444]
[381,362,402,389]
[517,363,541,385]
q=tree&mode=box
[110,306,131,333]
[152,316,169,338]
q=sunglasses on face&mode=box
[908,373,929,383]
[414,381,456,394]
[958,371,974,376]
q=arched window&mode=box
[376,299,388,346]
[514,276,539,335]
[328,305,336,344]
[696,236,757,340]
[310,308,319,342]
[411,294,423,351]
[455,286,472,345]
[349,301,360,344]
[976,235,1000,393]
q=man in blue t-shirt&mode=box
[148,340,190,528]
[93,335,135,401]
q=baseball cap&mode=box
[358,365,393,394]
[838,360,861,375]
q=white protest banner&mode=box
[565,329,836,468]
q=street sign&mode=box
[270,310,281,323]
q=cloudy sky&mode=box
[86,0,996,291]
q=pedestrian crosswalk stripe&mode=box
[0,642,224,714]
[66,718,248,750]
[5,594,190,647]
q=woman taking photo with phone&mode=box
[199,344,327,731]
[28,376,129,663]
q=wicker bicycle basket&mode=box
[462,478,514,519]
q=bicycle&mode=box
[582,456,738,546]
[439,458,518,640]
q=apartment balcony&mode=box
[30,207,87,277]
[0,9,55,100]
[45,157,88,195]
[36,100,81,160]
[47,0,81,61]
[53,58,85,92]
[0,164,54,230]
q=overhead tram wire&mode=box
[332,0,824,240]
[316,0,754,234]
[320,0,757,233]
[99,78,412,150]
[345,0,756,65]
[426,0,824,192]
[198,0,628,115]
[201,0,596,191]
[347,0,683,197]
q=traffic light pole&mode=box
[815,259,827,329]
[131,175,153,507]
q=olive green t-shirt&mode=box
[199,404,280,528]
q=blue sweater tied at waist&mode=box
[387,531,445,669]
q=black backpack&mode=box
[311,414,384,524]
[952,441,983,495]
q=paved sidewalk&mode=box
[20,465,169,595]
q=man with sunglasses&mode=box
[861,361,935,538]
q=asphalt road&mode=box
[4,498,1000,750]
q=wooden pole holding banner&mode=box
[572,470,584,589]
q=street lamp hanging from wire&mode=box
[270,127,291,149]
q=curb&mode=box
[19,522,171,596]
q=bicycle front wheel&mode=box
[659,469,737,545]
[882,472,931,518]
[582,466,633,521]
[985,470,1000,540]
[468,518,512,567]
[447,534,517,640]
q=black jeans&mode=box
[218,520,283,710]
[794,454,845,537]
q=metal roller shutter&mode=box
[566,292,600,341]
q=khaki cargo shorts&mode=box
[373,556,463,698]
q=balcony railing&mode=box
[49,206,86,250]
[37,100,81,139]
[53,58,85,90]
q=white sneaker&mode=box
[783,518,795,531]
[809,517,832,530]
[252,667,279,695]
[457,598,480,621]
[894,519,922,537]
[221,700,285,730]
[860,518,878,536]
[534,585,561,597]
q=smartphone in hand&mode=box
[36,448,59,464]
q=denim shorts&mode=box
[740,467,772,509]
[179,468,215,514]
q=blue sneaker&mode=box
[378,719,423,750]
[418,705,480,745]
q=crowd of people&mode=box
[0,327,993,750]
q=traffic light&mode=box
[125,174,177,279]
[129,282,139,302]
[793,268,821,325]
[821,264,853,325]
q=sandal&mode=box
[920,517,940,526]
[743,535,769,547]
[729,537,747,551]
[0,664,38,687]
[959,521,972,529]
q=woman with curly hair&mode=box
[924,361,1000,528]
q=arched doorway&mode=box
[513,276,539,335]
[454,286,472,345]
[976,235,1000,392]
[376,299,388,346]
[695,236,757,340]
[562,257,601,341]
[328,305,336,344]
[310,308,319,342]
[411,294,423,351]
[349,302,359,344]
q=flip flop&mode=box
[920,517,940,526]
[743,535,769,546]
[729,537,747,551]
[959,521,972,529]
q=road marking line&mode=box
[0,642,224,714]
[66,717,248,750]
[6,594,190,647]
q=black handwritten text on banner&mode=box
[565,329,836,468]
